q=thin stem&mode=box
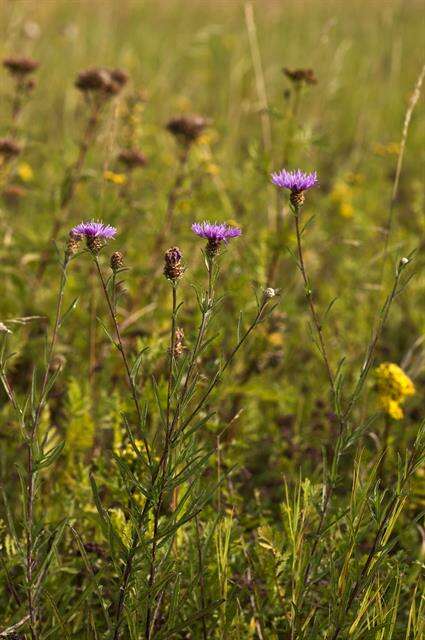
[195,516,208,640]
[94,257,151,466]
[177,298,268,437]
[26,253,70,639]
[330,446,419,640]
[294,206,336,394]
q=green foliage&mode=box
[0,1,424,639]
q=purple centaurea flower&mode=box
[191,221,242,257]
[71,220,117,253]
[271,169,318,207]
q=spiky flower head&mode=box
[191,221,241,257]
[271,168,318,207]
[164,247,184,282]
[71,220,116,254]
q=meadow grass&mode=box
[0,1,424,638]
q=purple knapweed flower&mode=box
[71,220,117,253]
[191,221,242,257]
[271,169,318,207]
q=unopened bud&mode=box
[172,328,185,358]
[110,251,124,272]
[66,231,82,256]
[164,247,184,281]
[263,287,278,300]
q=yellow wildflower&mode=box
[116,438,145,463]
[17,162,34,182]
[205,162,220,176]
[373,142,401,157]
[375,362,415,420]
[104,170,127,185]
[330,180,354,218]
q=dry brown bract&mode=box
[75,67,128,96]
[3,56,39,76]
[0,138,22,158]
[283,67,318,85]
[166,115,209,145]
[118,148,147,169]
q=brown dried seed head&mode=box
[110,251,124,272]
[3,56,39,76]
[283,67,317,85]
[0,138,22,158]
[166,115,209,144]
[75,67,111,92]
[118,148,147,169]
[164,246,184,281]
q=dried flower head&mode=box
[75,67,127,97]
[71,220,117,254]
[110,251,124,272]
[3,56,39,76]
[110,68,129,88]
[0,138,22,159]
[166,115,209,145]
[271,168,318,207]
[117,148,147,170]
[283,67,317,85]
[164,247,184,281]
[191,221,242,257]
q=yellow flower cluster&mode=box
[17,162,34,182]
[104,170,127,185]
[330,180,354,218]
[375,362,415,420]
[373,142,400,157]
[117,438,145,463]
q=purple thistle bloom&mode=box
[72,220,117,239]
[192,221,241,258]
[271,169,318,193]
[71,220,117,254]
[191,221,242,242]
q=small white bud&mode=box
[263,287,278,300]
[400,257,409,265]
